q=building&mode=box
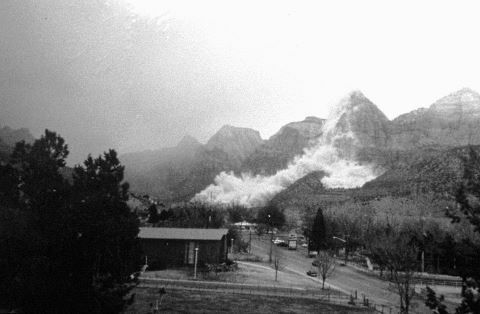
[233,221,257,231]
[138,227,229,269]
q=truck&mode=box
[288,237,297,250]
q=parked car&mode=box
[277,241,288,247]
[301,243,308,248]
[312,260,319,267]
[308,251,318,258]
[306,270,317,277]
[272,238,285,245]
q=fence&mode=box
[139,277,352,305]
[342,289,397,314]
[347,258,463,288]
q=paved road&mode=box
[246,233,400,309]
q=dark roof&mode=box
[138,227,228,241]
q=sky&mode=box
[1,0,480,164]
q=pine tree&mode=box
[70,149,140,313]
[311,207,326,251]
[0,131,141,313]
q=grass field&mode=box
[124,287,373,314]
[142,262,321,288]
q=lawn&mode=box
[141,262,320,288]
[124,287,373,314]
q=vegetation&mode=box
[0,130,140,313]
[257,203,286,230]
[256,203,286,263]
[149,202,225,228]
[310,207,327,252]
[315,251,336,289]
[271,246,286,282]
[369,229,419,314]
[426,147,480,314]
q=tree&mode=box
[271,246,286,281]
[162,203,224,228]
[257,203,285,263]
[226,227,248,253]
[70,149,140,313]
[333,210,364,265]
[311,207,326,252]
[369,230,418,314]
[427,146,480,314]
[0,130,72,312]
[148,204,160,223]
[315,251,336,289]
[159,209,170,221]
[257,203,286,229]
[0,131,141,313]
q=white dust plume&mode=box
[192,94,381,207]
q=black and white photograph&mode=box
[1,0,480,313]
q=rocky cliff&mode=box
[205,125,263,166]
[123,88,480,204]
[242,116,325,174]
[390,88,480,149]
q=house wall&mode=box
[141,236,226,269]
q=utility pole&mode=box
[268,214,273,263]
[421,251,425,273]
[249,228,252,254]
[194,247,199,279]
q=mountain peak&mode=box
[326,90,389,149]
[206,125,263,161]
[430,88,480,114]
[347,90,367,99]
[434,87,480,104]
[334,90,375,112]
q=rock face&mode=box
[390,88,480,149]
[325,91,390,159]
[123,88,480,204]
[205,125,263,165]
[242,116,326,174]
[123,126,264,201]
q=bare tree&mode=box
[369,231,418,314]
[316,251,336,289]
[271,247,286,282]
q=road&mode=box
[245,233,400,309]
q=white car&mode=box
[272,238,285,245]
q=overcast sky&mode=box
[1,0,480,164]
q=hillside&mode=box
[0,126,35,162]
[122,126,265,201]
[241,116,325,175]
[272,145,478,225]
[205,125,263,165]
[123,88,480,206]
[390,88,480,149]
